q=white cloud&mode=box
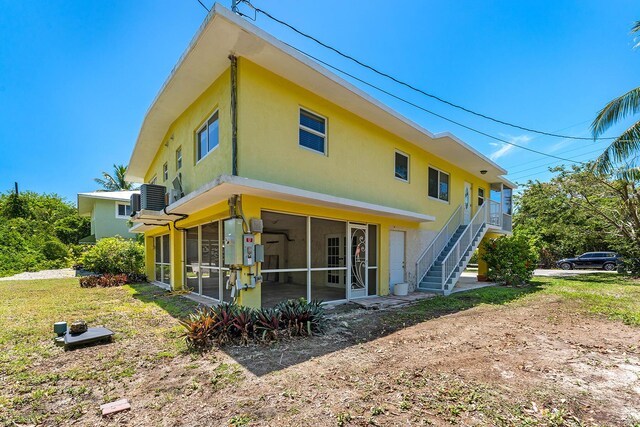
[489,134,532,161]
[547,138,573,153]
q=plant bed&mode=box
[180,298,327,350]
[79,273,148,288]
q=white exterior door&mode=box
[463,182,472,224]
[389,230,405,294]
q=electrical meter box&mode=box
[243,234,255,266]
[224,218,244,265]
[254,244,264,263]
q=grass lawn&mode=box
[0,274,638,426]
[388,273,640,328]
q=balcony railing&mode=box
[487,200,511,232]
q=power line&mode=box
[506,143,603,173]
[279,41,585,164]
[508,150,602,181]
[196,0,209,12]
[240,0,615,142]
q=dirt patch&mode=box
[17,293,639,426]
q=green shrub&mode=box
[619,258,640,277]
[481,235,538,286]
[81,236,144,275]
[42,239,69,261]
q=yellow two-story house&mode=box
[126,5,514,308]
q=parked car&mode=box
[556,252,621,271]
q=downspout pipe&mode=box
[229,55,238,176]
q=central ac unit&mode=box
[140,184,166,211]
[130,193,141,216]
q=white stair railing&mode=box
[416,206,462,285]
[440,203,488,292]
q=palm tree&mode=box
[94,164,134,191]
[591,21,640,179]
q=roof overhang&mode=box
[129,175,434,233]
[77,191,139,216]
[126,4,509,185]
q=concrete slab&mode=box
[183,292,219,307]
[351,292,437,310]
[451,271,496,293]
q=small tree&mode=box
[481,235,538,286]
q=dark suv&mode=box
[556,252,621,271]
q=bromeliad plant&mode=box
[180,307,217,350]
[254,308,281,343]
[179,298,328,349]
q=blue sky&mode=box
[0,0,638,204]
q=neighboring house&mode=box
[125,5,514,308]
[77,191,139,243]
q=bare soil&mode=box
[30,293,640,426]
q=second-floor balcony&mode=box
[487,183,513,233]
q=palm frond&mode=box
[94,164,133,191]
[591,87,640,138]
[593,120,640,175]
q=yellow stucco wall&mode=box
[143,69,232,195]
[237,58,491,232]
[138,57,505,303]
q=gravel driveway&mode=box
[533,268,616,277]
[0,268,77,281]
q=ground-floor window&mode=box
[154,234,170,285]
[184,221,232,302]
[261,211,378,308]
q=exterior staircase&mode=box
[416,202,489,295]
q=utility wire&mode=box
[506,143,602,173]
[508,148,603,179]
[241,0,615,141]
[196,0,210,12]
[281,42,585,164]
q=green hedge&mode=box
[481,235,538,286]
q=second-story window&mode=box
[428,167,449,202]
[197,110,219,162]
[299,108,326,154]
[176,146,182,170]
[163,162,168,182]
[394,151,409,182]
[478,187,485,206]
[150,175,157,185]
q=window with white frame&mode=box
[428,167,450,202]
[149,175,157,185]
[116,203,132,218]
[478,187,485,206]
[394,151,409,181]
[196,111,219,162]
[176,146,182,170]
[299,108,326,154]
[162,162,168,182]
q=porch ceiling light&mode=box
[480,170,488,175]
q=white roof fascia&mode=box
[126,4,509,183]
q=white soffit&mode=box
[127,5,508,184]
[132,175,435,224]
